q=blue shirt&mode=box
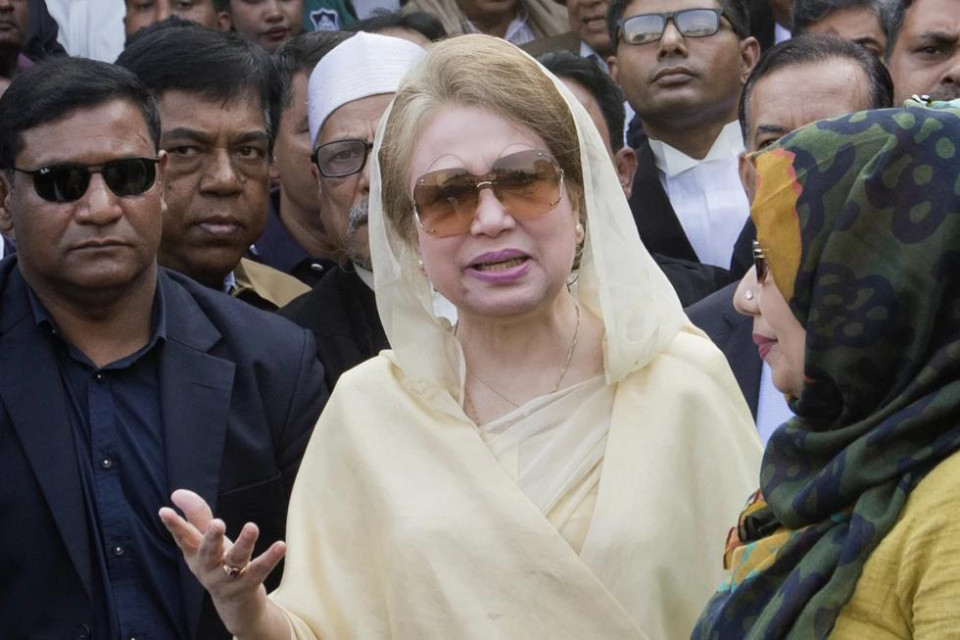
[248,188,337,287]
[28,284,189,640]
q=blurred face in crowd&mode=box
[225,0,303,52]
[156,88,271,287]
[0,0,27,54]
[124,0,223,39]
[609,0,759,132]
[803,7,886,57]
[568,0,613,55]
[455,0,518,26]
[311,93,394,268]
[742,58,872,152]
[887,0,960,104]
[274,71,322,242]
[0,100,165,299]
[561,78,638,197]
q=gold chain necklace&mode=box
[465,302,582,410]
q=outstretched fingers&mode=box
[159,505,204,553]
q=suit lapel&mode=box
[723,302,762,418]
[157,273,235,638]
[629,140,700,263]
[0,266,94,599]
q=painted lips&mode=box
[753,334,777,361]
[466,249,532,283]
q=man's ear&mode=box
[738,151,757,203]
[156,150,169,217]
[0,173,15,235]
[217,10,232,31]
[614,146,638,199]
[739,36,761,85]
[607,55,620,84]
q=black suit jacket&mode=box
[0,258,328,640]
[280,266,389,390]
[629,137,701,263]
[685,281,761,418]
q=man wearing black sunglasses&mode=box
[606,0,759,283]
[0,58,326,640]
[117,21,309,311]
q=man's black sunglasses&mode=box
[619,8,726,45]
[13,157,160,203]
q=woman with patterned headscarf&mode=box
[694,101,960,639]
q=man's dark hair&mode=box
[538,51,627,152]
[116,20,282,153]
[738,34,894,134]
[607,0,751,47]
[346,9,447,42]
[885,0,913,59]
[274,31,354,109]
[793,0,893,37]
[0,57,160,172]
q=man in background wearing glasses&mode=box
[280,32,426,390]
[0,57,326,639]
[607,0,759,293]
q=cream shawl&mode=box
[269,37,762,640]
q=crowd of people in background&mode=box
[0,0,958,637]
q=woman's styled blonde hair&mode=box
[378,34,584,243]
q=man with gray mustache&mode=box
[280,32,425,389]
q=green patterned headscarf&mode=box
[693,102,960,639]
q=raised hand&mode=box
[159,489,289,638]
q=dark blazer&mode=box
[280,266,389,390]
[0,258,328,640]
[748,0,778,52]
[685,281,761,418]
[629,137,701,263]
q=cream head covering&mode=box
[307,32,425,148]
[367,35,688,408]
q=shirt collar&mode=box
[647,120,745,178]
[223,270,236,294]
[579,41,610,74]
[354,263,375,290]
[463,1,532,44]
[27,275,167,348]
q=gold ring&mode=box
[222,562,248,579]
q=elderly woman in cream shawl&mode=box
[160,35,761,640]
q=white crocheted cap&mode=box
[307,32,425,147]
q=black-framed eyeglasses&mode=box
[619,8,726,45]
[310,138,374,178]
[13,157,160,203]
[752,239,769,282]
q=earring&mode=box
[418,258,426,275]
[574,222,585,244]
[744,289,754,301]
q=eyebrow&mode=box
[914,31,958,45]
[754,124,789,138]
[161,128,270,146]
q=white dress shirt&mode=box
[647,121,750,268]
[756,362,794,445]
[45,0,125,62]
